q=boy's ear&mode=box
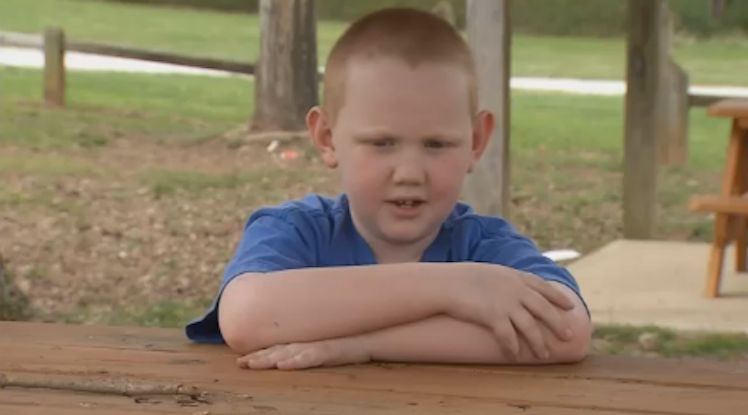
[468,110,495,173]
[306,106,338,169]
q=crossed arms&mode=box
[218,261,592,369]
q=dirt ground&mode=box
[3,132,747,360]
[0,137,338,324]
[0,133,722,323]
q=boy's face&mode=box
[309,58,493,258]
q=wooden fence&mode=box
[1,28,257,107]
[1,27,730,109]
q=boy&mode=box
[186,7,591,370]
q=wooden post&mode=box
[463,0,511,217]
[43,27,65,107]
[623,0,668,239]
[656,10,689,166]
[250,0,318,133]
[657,59,689,166]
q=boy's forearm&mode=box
[219,262,469,354]
[362,283,591,365]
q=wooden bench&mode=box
[689,99,748,298]
[1,321,746,414]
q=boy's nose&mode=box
[391,159,426,185]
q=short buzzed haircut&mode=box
[322,8,478,124]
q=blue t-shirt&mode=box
[185,193,584,344]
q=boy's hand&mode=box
[236,337,371,370]
[448,265,577,361]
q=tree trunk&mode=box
[250,0,318,133]
[463,0,511,218]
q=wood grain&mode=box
[1,322,746,414]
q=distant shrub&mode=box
[91,0,748,38]
[0,257,34,321]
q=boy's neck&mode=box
[359,226,440,265]
[373,248,425,264]
[344,195,442,264]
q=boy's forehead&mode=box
[346,56,467,84]
[342,58,471,106]
[332,59,474,135]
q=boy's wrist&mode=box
[438,262,501,317]
[337,333,373,365]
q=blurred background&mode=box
[1,0,747,357]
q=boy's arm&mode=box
[218,262,455,355]
[239,282,590,369]
[218,262,576,357]
[361,282,590,365]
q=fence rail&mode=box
[0,28,737,110]
[1,28,259,106]
[0,29,256,75]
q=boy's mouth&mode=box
[388,199,425,208]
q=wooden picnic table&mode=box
[1,322,747,414]
[689,99,748,298]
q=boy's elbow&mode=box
[554,313,592,363]
[220,313,263,356]
[544,283,592,363]
[218,275,275,355]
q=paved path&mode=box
[2,46,747,98]
[568,239,748,333]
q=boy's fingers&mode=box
[245,344,282,361]
[238,354,274,370]
[277,354,305,370]
[510,309,548,360]
[522,291,573,342]
[524,276,575,310]
[239,344,300,370]
[492,319,519,361]
[277,349,318,370]
[266,345,299,363]
[237,356,250,369]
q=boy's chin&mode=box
[376,224,438,246]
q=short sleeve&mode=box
[184,211,318,344]
[468,221,587,312]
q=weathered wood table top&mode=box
[1,321,746,414]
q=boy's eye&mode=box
[372,139,396,147]
[425,140,448,149]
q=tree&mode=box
[250,0,318,134]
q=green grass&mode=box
[1,66,252,148]
[1,67,731,173]
[57,299,213,328]
[512,35,748,86]
[2,0,747,85]
[0,0,348,66]
[511,91,730,172]
[0,153,108,178]
[144,168,247,198]
[594,324,748,360]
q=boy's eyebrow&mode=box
[352,131,464,142]
[422,134,464,142]
[352,131,402,141]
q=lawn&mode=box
[2,0,748,85]
[1,0,746,361]
[2,65,743,360]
